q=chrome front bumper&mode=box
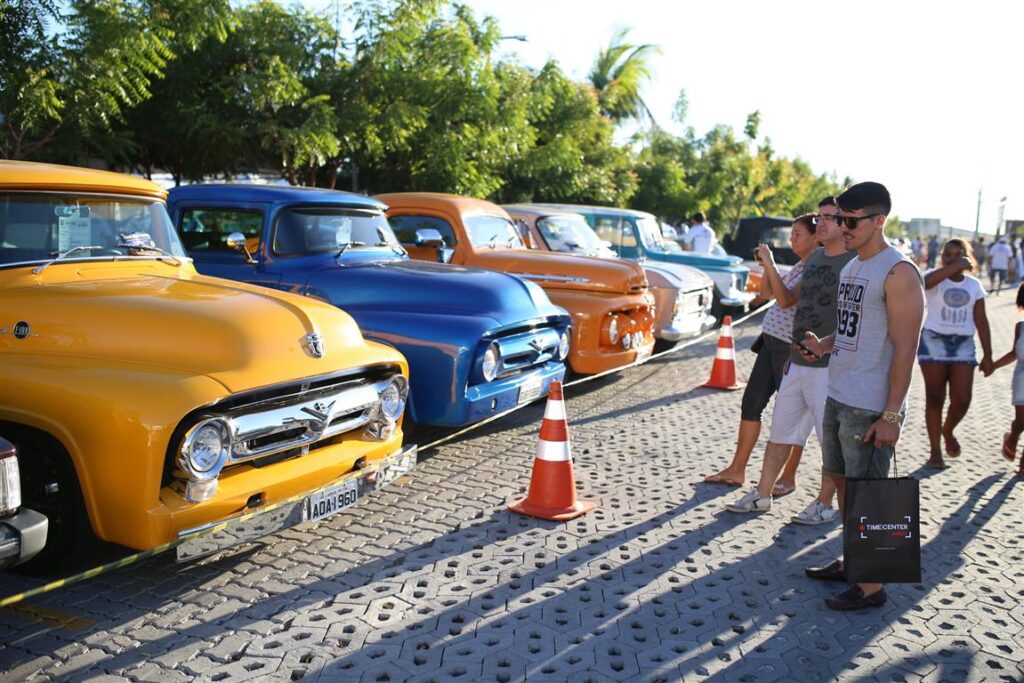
[0,508,47,569]
[657,312,718,341]
[175,444,418,561]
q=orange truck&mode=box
[376,193,656,374]
[0,161,416,571]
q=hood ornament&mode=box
[305,332,325,358]
[528,338,546,354]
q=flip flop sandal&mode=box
[771,483,796,498]
[1003,433,1016,462]
[704,475,743,487]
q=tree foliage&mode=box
[588,28,660,125]
[5,0,846,228]
[0,0,231,160]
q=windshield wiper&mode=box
[335,241,366,262]
[32,245,106,274]
[375,228,406,255]
[565,241,582,251]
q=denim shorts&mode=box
[917,328,976,365]
[821,397,894,478]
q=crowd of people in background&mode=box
[896,231,1024,295]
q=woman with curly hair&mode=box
[918,238,993,468]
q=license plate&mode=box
[306,478,358,522]
[518,375,544,404]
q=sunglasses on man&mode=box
[837,213,883,230]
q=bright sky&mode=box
[318,1,1023,233]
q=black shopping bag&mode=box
[843,465,921,583]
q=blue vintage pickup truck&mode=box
[168,185,571,427]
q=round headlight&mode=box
[557,331,571,360]
[380,376,409,422]
[482,342,501,382]
[179,419,229,480]
[607,316,619,345]
[621,331,633,349]
[632,331,644,348]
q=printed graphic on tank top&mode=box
[835,275,867,353]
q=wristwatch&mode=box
[881,410,902,426]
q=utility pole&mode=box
[997,196,1007,236]
[974,188,982,238]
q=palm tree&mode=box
[588,28,661,126]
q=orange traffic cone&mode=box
[702,315,744,390]
[508,381,597,521]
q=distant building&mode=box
[905,217,992,240]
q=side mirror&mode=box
[226,232,256,264]
[414,228,445,248]
[514,219,535,249]
[414,228,450,263]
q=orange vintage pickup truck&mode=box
[376,193,656,374]
[0,161,415,571]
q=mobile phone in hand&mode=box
[795,340,821,361]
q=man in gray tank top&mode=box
[798,182,925,611]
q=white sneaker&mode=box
[791,500,838,525]
[725,488,772,513]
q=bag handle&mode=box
[863,446,898,479]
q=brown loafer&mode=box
[805,559,845,582]
[825,585,887,611]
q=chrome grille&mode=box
[492,324,563,380]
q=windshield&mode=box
[0,192,186,266]
[273,207,401,256]
[464,215,525,249]
[637,216,682,253]
[536,215,606,255]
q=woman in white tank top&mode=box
[918,238,992,469]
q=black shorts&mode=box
[740,334,791,422]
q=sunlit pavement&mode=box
[2,299,1023,682]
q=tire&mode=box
[710,290,724,324]
[3,425,96,575]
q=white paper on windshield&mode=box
[57,213,92,251]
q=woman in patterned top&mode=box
[705,215,819,487]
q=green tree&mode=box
[101,1,341,185]
[495,61,636,205]
[0,0,231,160]
[335,0,533,195]
[588,28,660,125]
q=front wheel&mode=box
[4,426,96,575]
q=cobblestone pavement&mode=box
[2,292,1024,683]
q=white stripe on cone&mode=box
[536,438,572,462]
[544,400,566,421]
[721,325,733,338]
[715,347,735,361]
